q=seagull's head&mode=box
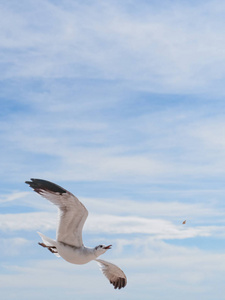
[94,244,112,256]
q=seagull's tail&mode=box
[37,232,60,257]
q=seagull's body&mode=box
[38,233,97,264]
[57,243,95,265]
[25,178,127,289]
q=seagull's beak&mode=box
[104,245,112,249]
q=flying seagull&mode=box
[25,178,127,289]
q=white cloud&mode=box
[0,192,30,203]
[83,196,216,218]
[86,214,212,239]
[0,237,29,256]
[0,208,224,241]
[0,212,57,232]
[1,237,225,300]
[1,1,225,93]
[1,2,225,299]
[1,98,224,185]
[191,119,225,151]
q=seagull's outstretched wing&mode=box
[25,178,88,248]
[95,259,127,289]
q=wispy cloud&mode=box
[1,1,225,93]
[1,1,225,299]
[1,209,224,241]
[0,192,29,203]
[2,99,225,184]
[1,239,225,300]
[0,237,29,256]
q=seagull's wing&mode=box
[95,259,127,289]
[25,178,88,247]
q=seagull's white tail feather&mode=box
[37,231,56,246]
[37,232,60,257]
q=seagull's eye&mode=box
[99,245,103,248]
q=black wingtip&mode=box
[111,277,127,289]
[25,178,67,194]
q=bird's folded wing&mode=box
[25,178,88,247]
[95,259,127,289]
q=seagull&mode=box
[25,178,127,289]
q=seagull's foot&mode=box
[38,242,58,254]
[48,246,58,254]
[38,242,47,248]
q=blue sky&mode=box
[1,0,225,299]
